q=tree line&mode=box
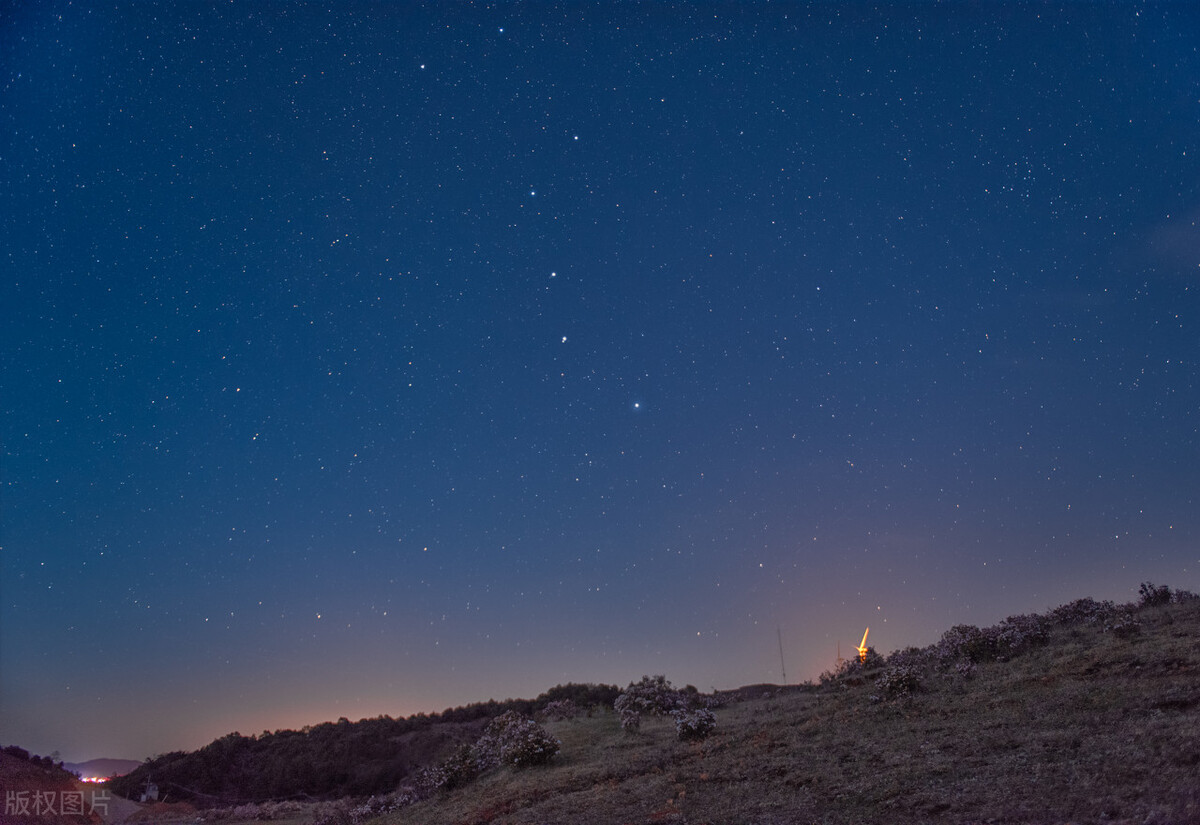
[106,682,619,805]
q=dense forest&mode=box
[106,683,619,805]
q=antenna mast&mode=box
[777,625,787,684]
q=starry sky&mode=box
[3,2,1199,763]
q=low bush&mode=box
[348,794,407,822]
[886,645,932,671]
[994,612,1051,657]
[479,710,560,768]
[933,614,1050,666]
[1139,581,1172,608]
[431,743,486,791]
[953,658,977,680]
[1106,612,1142,638]
[311,800,353,825]
[618,708,640,732]
[672,707,717,741]
[872,664,922,701]
[540,699,579,721]
[1051,597,1118,626]
[616,675,683,715]
[820,648,886,684]
[615,675,683,732]
[935,625,994,664]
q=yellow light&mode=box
[856,627,870,663]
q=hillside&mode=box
[95,583,1200,825]
[0,749,105,825]
[105,684,620,805]
[365,587,1200,825]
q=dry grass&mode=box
[373,600,1200,825]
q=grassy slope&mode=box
[382,600,1200,825]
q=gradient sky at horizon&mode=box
[3,1,1199,763]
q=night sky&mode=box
[3,2,1199,763]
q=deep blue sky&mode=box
[3,2,1198,762]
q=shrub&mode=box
[886,645,932,671]
[818,646,888,688]
[436,744,486,790]
[1106,613,1142,638]
[860,647,886,669]
[309,794,411,825]
[615,675,684,732]
[212,802,305,821]
[672,707,717,741]
[311,800,353,825]
[873,664,922,700]
[348,794,407,823]
[995,613,1051,656]
[1139,581,1172,608]
[1050,597,1118,627]
[540,699,579,721]
[616,675,683,715]
[414,763,448,795]
[417,740,495,795]
[933,615,1049,666]
[478,710,560,768]
[936,625,995,664]
[618,707,641,732]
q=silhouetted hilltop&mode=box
[373,582,1200,825]
[105,683,619,805]
[101,583,1200,824]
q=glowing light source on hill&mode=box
[856,627,870,663]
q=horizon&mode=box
[12,579,1168,764]
[4,3,1198,765]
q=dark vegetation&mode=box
[100,582,1200,824]
[373,581,1200,825]
[0,745,75,780]
[105,683,619,805]
[0,747,101,825]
